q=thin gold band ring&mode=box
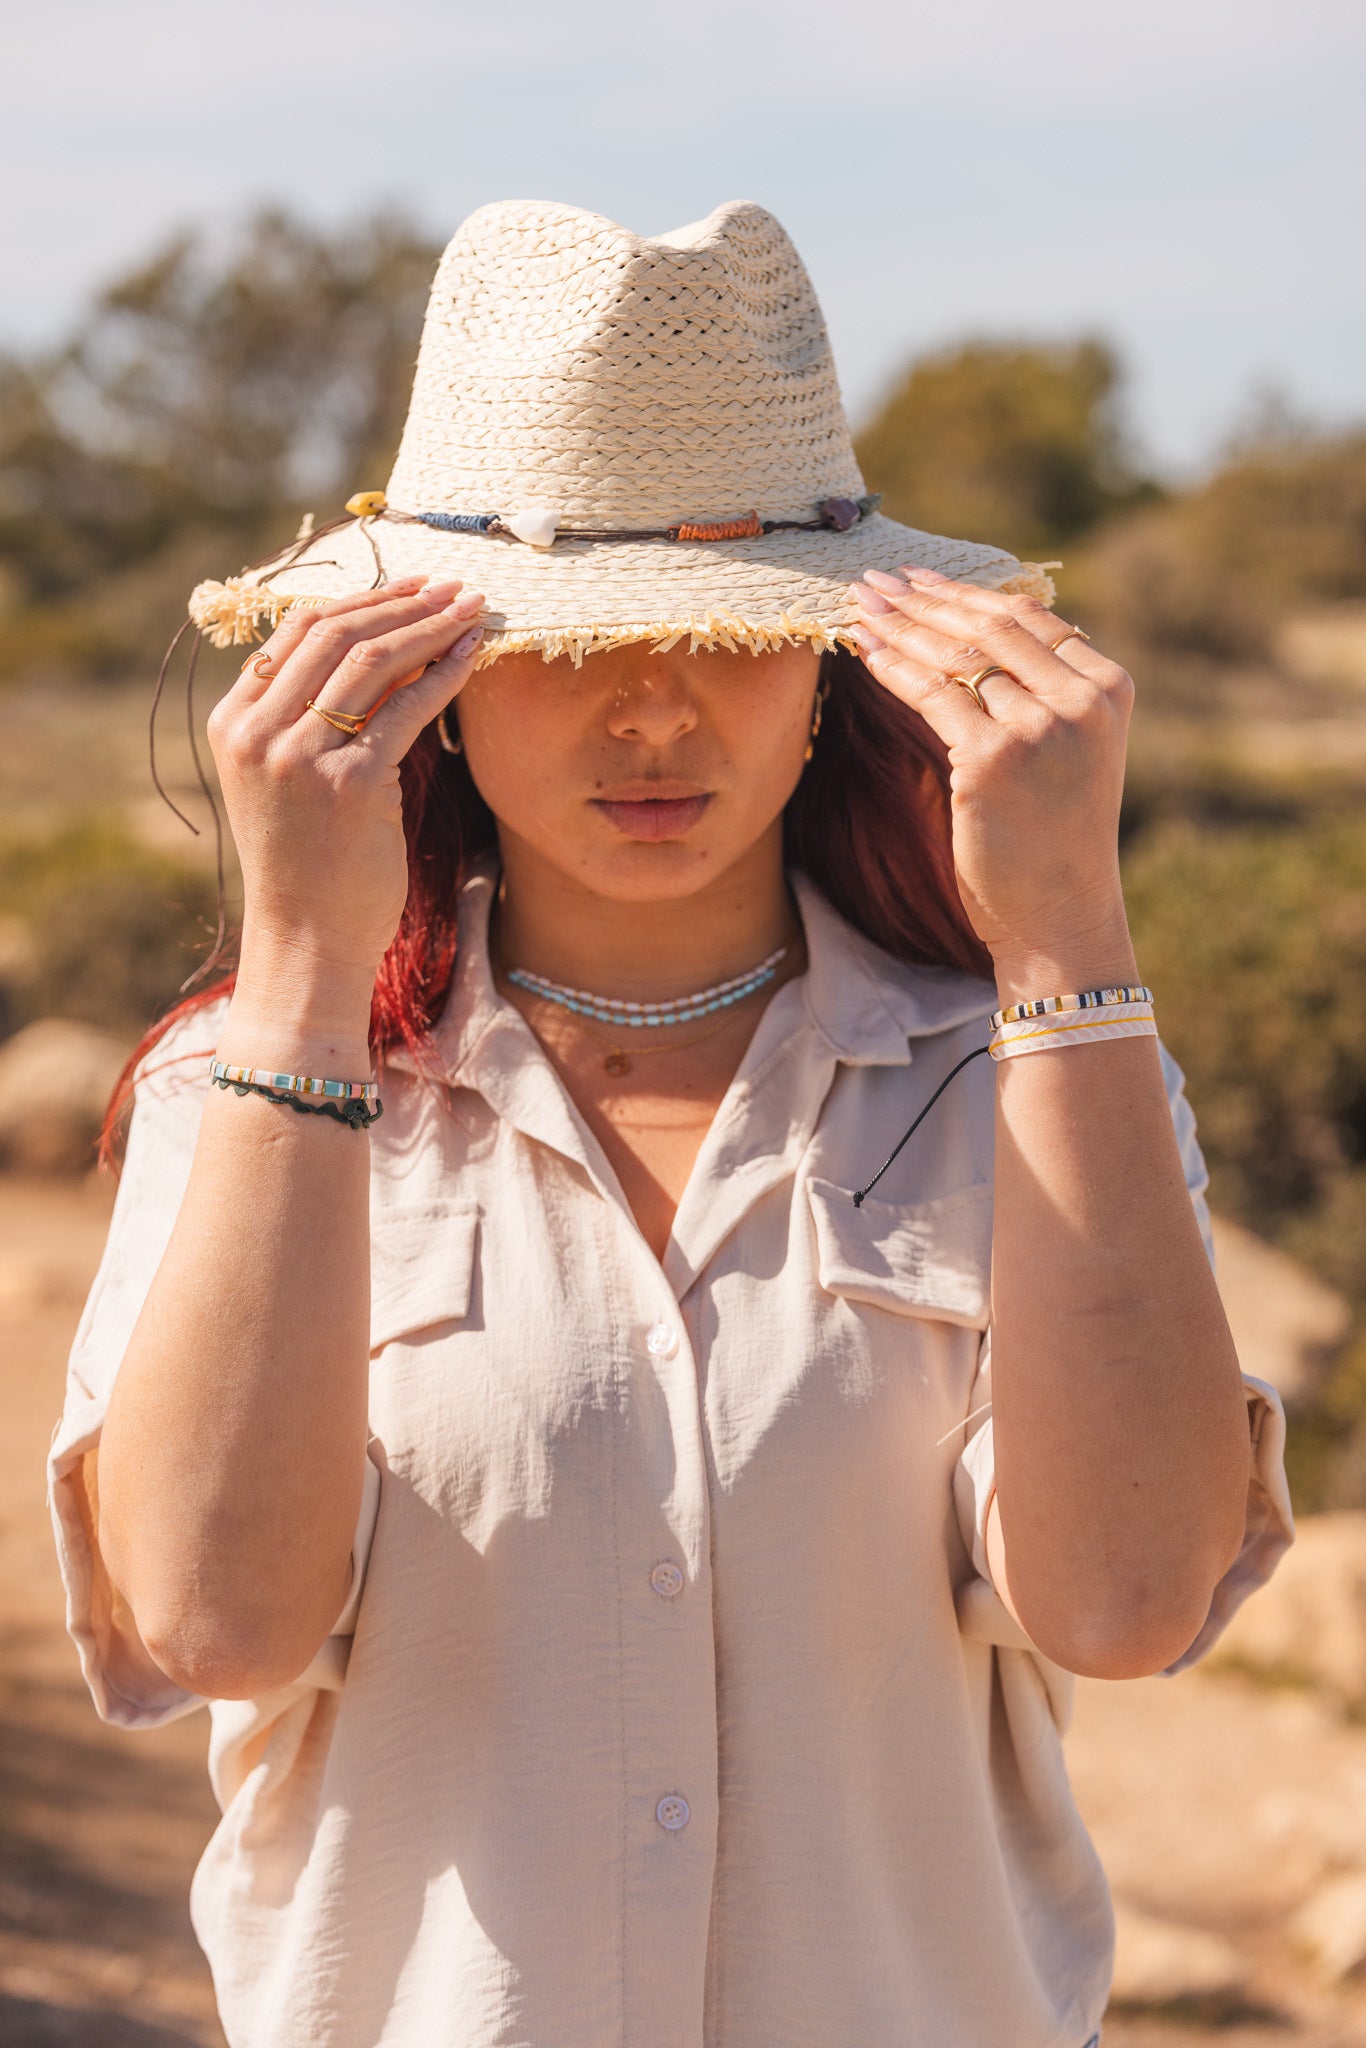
[947,664,1016,711]
[242,652,277,680]
[1049,626,1090,653]
[306,699,374,738]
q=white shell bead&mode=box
[506,507,559,548]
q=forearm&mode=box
[987,934,1251,1678]
[98,950,376,1698]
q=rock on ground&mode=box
[0,1019,130,1173]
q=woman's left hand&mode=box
[848,566,1136,986]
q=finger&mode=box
[866,568,1084,705]
[892,567,1137,721]
[230,577,432,706]
[294,598,486,744]
[852,584,1041,724]
[267,583,482,723]
[848,621,994,749]
[348,623,485,765]
[908,566,1105,673]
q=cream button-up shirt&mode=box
[49,862,1293,2048]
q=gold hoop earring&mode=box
[437,708,464,756]
[803,676,831,763]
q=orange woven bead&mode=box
[670,512,763,542]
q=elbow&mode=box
[139,1607,331,1700]
[1021,1576,1220,1681]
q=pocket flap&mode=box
[369,1202,479,1354]
[807,1176,992,1329]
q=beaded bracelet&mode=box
[989,998,1156,1064]
[989,985,1152,1031]
[209,1059,382,1130]
[210,1059,378,1102]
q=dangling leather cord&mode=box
[146,514,373,997]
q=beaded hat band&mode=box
[189,198,1054,666]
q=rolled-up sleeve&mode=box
[46,1008,381,1728]
[952,1040,1295,1671]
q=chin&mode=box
[574,837,727,903]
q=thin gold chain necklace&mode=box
[519,988,755,1077]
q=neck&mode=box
[490,826,799,1000]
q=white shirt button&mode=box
[645,1321,680,1360]
[656,1793,691,1831]
[650,1561,684,1598]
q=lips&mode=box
[592,795,712,841]
[590,792,713,841]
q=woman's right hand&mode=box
[207,576,484,1027]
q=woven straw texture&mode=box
[191,200,1054,664]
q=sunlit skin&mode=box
[456,639,824,1261]
[96,571,1252,1709]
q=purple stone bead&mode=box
[819,496,861,532]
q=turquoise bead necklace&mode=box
[506,947,787,1030]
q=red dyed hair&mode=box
[97,646,990,1170]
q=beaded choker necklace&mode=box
[506,949,787,1031]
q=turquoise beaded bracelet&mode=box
[210,1059,378,1101]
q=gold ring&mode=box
[306,700,370,737]
[947,664,1016,712]
[242,652,277,680]
[1048,626,1090,653]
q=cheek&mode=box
[456,677,580,825]
[717,671,817,805]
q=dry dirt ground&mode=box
[4,1170,1366,2047]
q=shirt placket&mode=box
[454,1018,722,2045]
[607,1222,721,2048]
[454,997,844,2048]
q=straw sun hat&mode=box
[190,199,1056,668]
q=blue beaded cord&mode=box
[418,511,500,534]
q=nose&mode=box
[603,662,699,746]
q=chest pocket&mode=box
[369,1201,480,1355]
[806,1177,992,1330]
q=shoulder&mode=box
[120,998,229,1167]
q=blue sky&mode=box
[7,0,1364,475]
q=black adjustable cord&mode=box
[852,1045,992,1208]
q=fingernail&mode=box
[862,568,906,595]
[904,565,948,585]
[849,622,887,652]
[446,590,484,616]
[853,581,894,614]
[452,623,483,658]
[422,579,460,602]
[383,575,424,591]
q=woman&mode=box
[50,200,1291,2048]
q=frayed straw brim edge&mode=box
[188,562,1058,665]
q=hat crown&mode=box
[386,199,867,526]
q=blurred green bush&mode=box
[0,820,221,1043]
[855,337,1159,559]
[0,208,440,684]
[1124,807,1366,1506]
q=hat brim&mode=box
[189,512,1056,665]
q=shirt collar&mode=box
[387,852,995,1087]
[788,870,995,1066]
